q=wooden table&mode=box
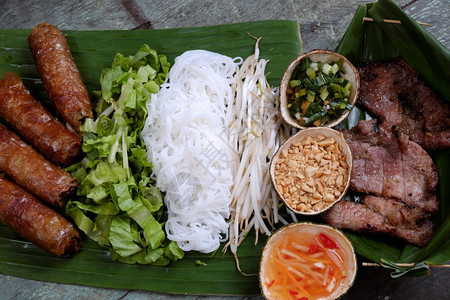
[0,0,449,299]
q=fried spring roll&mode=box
[0,175,82,256]
[0,123,78,208]
[0,72,81,166]
[27,22,93,134]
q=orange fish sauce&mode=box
[260,223,356,300]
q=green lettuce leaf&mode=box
[66,44,184,265]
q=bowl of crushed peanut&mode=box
[270,127,352,215]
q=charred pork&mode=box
[323,120,439,246]
[357,58,450,151]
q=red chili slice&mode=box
[267,279,274,288]
[289,290,299,296]
[319,233,339,249]
[308,243,320,254]
[329,266,335,275]
[297,297,309,300]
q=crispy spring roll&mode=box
[0,72,81,167]
[0,175,82,256]
[0,123,78,208]
[27,22,93,134]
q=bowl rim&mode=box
[279,49,360,129]
[259,222,358,300]
[269,127,353,215]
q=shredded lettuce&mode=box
[66,44,184,265]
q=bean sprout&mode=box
[223,37,292,271]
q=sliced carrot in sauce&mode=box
[263,230,348,299]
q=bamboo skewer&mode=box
[362,262,450,268]
[363,17,432,26]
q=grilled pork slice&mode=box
[342,120,439,213]
[322,197,435,247]
[323,120,439,247]
[357,58,450,151]
[363,196,433,229]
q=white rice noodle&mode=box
[141,50,240,253]
[142,42,294,257]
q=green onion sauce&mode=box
[286,57,352,126]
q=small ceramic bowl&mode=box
[259,222,357,300]
[279,49,360,129]
[270,127,352,215]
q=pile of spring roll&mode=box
[0,23,93,256]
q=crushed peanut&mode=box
[274,134,349,213]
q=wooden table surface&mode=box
[0,0,449,299]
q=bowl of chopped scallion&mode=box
[279,50,359,129]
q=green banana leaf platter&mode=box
[336,0,450,277]
[0,0,448,295]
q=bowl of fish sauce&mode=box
[259,223,357,300]
[279,50,359,129]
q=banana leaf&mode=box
[336,0,450,275]
[0,20,302,295]
[0,1,448,293]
